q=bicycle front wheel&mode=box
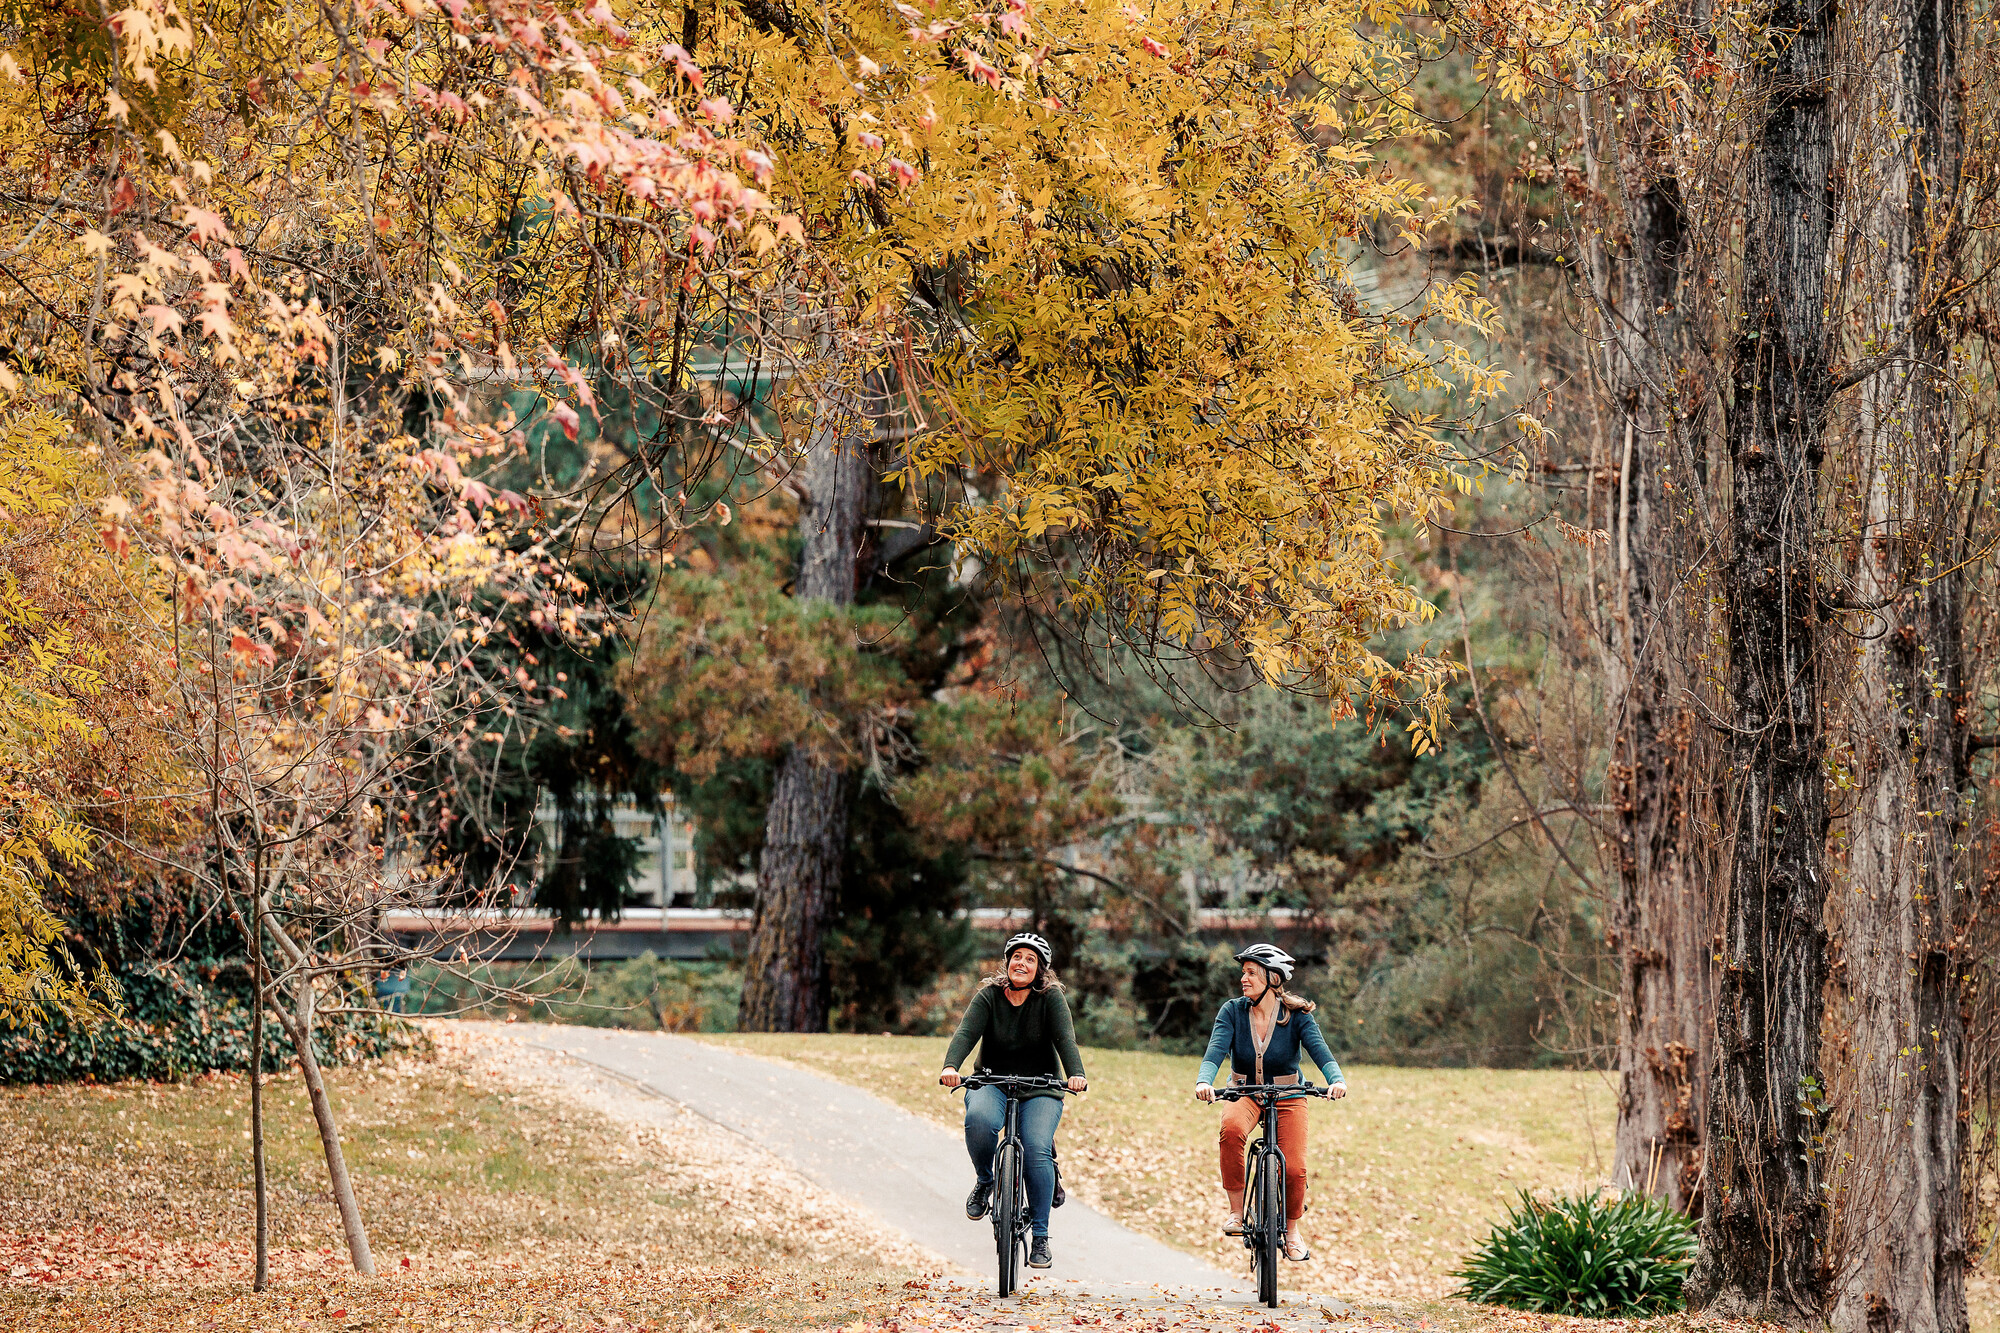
[1255,1153,1282,1307]
[993,1140,1023,1296]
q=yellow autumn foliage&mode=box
[0,398,120,1027]
[704,0,1511,727]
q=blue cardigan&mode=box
[1197,997,1344,1088]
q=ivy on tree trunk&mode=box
[1827,0,1969,1322]
[1688,0,1840,1314]
[1599,77,1717,1216]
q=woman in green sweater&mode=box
[939,932,1088,1270]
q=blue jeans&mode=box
[964,1086,1064,1238]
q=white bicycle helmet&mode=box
[1234,943,1295,982]
[1003,932,1054,969]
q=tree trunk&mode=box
[1686,0,1840,1316]
[737,388,873,1033]
[276,976,377,1276]
[250,894,269,1292]
[1602,88,1716,1215]
[740,751,852,1031]
[1827,0,1968,1322]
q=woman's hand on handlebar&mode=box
[1328,1082,1347,1100]
[1067,1076,1088,1093]
[1194,1082,1215,1103]
[939,1067,962,1089]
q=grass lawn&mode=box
[0,1030,921,1332]
[695,1034,1618,1300]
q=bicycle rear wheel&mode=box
[1255,1153,1282,1307]
[993,1140,1023,1297]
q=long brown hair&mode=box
[1272,981,1316,1014]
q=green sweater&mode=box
[941,984,1086,1096]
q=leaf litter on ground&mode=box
[0,1023,1845,1333]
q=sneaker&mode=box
[1223,1213,1246,1236]
[1027,1236,1052,1268]
[966,1181,992,1220]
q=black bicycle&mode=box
[1212,1081,1331,1308]
[955,1073,1074,1296]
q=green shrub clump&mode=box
[1451,1189,1697,1317]
[0,962,421,1084]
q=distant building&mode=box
[530,790,705,907]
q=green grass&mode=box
[0,1053,669,1253]
[695,1033,1617,1298]
[404,956,741,1032]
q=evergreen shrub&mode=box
[0,962,421,1084]
[1451,1189,1696,1317]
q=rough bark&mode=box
[1686,0,1840,1316]
[1827,0,1969,1322]
[1603,86,1717,1215]
[737,389,874,1033]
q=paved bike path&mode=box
[505,1024,1255,1298]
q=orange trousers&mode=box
[1219,1096,1309,1221]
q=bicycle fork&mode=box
[1246,1142,1289,1240]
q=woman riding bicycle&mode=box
[939,932,1088,1271]
[1194,943,1346,1262]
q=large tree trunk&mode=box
[1685,0,1840,1316]
[1602,85,1716,1215]
[737,389,873,1033]
[1827,0,1968,1323]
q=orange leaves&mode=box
[98,497,134,559]
[954,47,1004,87]
[659,40,704,88]
[580,0,626,37]
[179,205,232,245]
[228,631,275,667]
[140,304,183,336]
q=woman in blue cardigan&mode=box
[1193,944,1346,1262]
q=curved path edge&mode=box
[489,1023,1289,1301]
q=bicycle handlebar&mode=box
[1211,1081,1331,1102]
[953,1073,1076,1093]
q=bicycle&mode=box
[1212,1081,1331,1308]
[953,1072,1074,1296]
